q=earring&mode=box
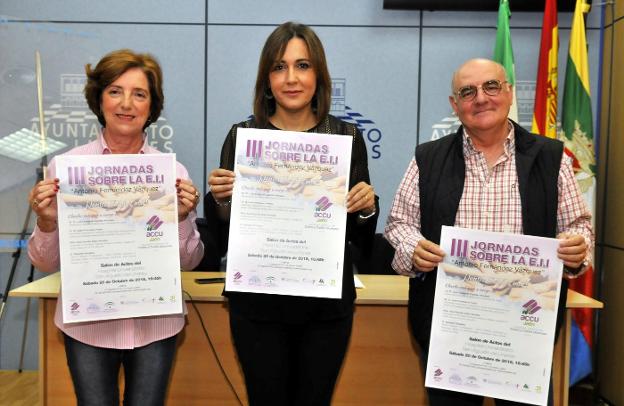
[264,88,274,100]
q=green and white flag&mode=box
[494,0,519,122]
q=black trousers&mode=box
[229,308,353,406]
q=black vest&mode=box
[409,121,566,346]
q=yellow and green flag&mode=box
[561,0,595,182]
[560,0,596,386]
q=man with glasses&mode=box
[384,58,593,405]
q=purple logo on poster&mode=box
[146,215,163,231]
[522,299,541,315]
[520,299,542,324]
[315,196,332,211]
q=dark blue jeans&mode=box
[63,333,178,406]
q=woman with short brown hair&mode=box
[28,49,204,406]
[84,49,164,130]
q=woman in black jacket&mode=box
[207,21,377,406]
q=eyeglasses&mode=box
[454,79,508,101]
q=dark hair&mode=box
[84,49,164,130]
[253,22,331,127]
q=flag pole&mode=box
[17,51,51,371]
[35,50,48,173]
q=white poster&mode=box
[226,128,352,298]
[425,226,564,405]
[56,154,182,323]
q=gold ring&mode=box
[194,191,200,201]
[32,199,39,208]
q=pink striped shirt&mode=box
[384,125,594,276]
[28,133,204,349]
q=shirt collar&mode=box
[461,120,515,158]
[99,129,148,155]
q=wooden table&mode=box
[10,272,602,405]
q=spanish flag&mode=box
[561,0,596,386]
[532,0,558,138]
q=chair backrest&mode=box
[193,191,229,271]
[353,233,396,275]
[194,217,223,270]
